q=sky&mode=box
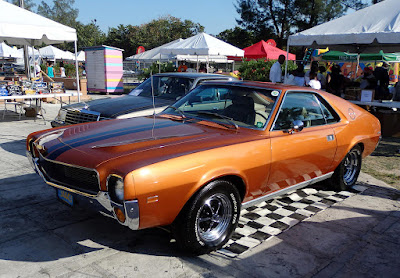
[31,0,239,35]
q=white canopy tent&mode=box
[63,50,76,61]
[288,0,400,53]
[17,47,40,57]
[0,42,22,58]
[39,45,74,60]
[160,33,244,71]
[161,33,244,56]
[176,54,233,63]
[77,50,85,62]
[15,47,40,69]
[125,38,183,62]
[0,0,81,101]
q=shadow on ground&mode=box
[0,171,399,277]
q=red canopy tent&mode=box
[228,40,296,61]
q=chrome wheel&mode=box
[343,148,361,185]
[196,193,232,243]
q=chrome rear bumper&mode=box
[26,150,139,230]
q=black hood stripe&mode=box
[46,120,182,160]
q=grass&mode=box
[362,136,400,190]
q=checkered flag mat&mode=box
[217,184,367,257]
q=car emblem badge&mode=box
[348,108,356,120]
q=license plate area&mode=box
[57,189,74,206]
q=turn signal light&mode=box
[114,207,126,223]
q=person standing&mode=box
[34,62,41,77]
[305,61,319,85]
[326,64,345,97]
[318,66,327,89]
[59,61,66,78]
[293,64,306,87]
[47,62,54,78]
[374,62,390,100]
[308,72,321,90]
[269,55,285,83]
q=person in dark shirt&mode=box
[326,64,345,97]
[374,62,390,100]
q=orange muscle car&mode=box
[26,81,381,254]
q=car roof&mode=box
[197,80,326,92]
[152,72,234,79]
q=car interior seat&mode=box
[224,95,256,125]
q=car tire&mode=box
[173,180,241,254]
[329,145,362,191]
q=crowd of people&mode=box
[271,54,399,101]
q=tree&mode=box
[6,0,36,11]
[134,16,204,50]
[104,16,204,58]
[235,0,366,48]
[104,24,137,57]
[37,0,78,28]
[216,27,256,49]
[75,20,106,49]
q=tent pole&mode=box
[74,40,81,102]
[23,46,31,79]
[159,53,161,73]
[285,39,289,82]
[355,54,360,79]
[19,0,31,79]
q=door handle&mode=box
[327,134,335,142]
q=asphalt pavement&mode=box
[0,96,399,278]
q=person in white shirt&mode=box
[308,72,321,90]
[269,55,285,83]
[60,61,66,78]
[34,62,41,77]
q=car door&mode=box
[266,91,338,193]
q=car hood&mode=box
[37,117,259,173]
[64,96,173,118]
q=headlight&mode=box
[107,175,124,203]
[55,109,67,122]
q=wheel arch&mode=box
[174,173,247,222]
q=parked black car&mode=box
[51,73,236,127]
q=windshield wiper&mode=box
[195,111,238,130]
[166,106,186,119]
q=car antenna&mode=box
[151,70,156,139]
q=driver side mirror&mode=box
[284,120,304,134]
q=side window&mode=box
[165,78,191,99]
[189,87,230,103]
[317,96,340,124]
[273,92,326,130]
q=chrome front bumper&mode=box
[26,151,139,230]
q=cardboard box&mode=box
[360,89,375,102]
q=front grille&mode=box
[39,157,100,194]
[65,109,100,125]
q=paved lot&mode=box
[0,99,399,277]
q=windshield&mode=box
[129,76,195,100]
[162,84,280,129]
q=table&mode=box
[349,100,400,109]
[1,92,81,120]
[349,100,400,137]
